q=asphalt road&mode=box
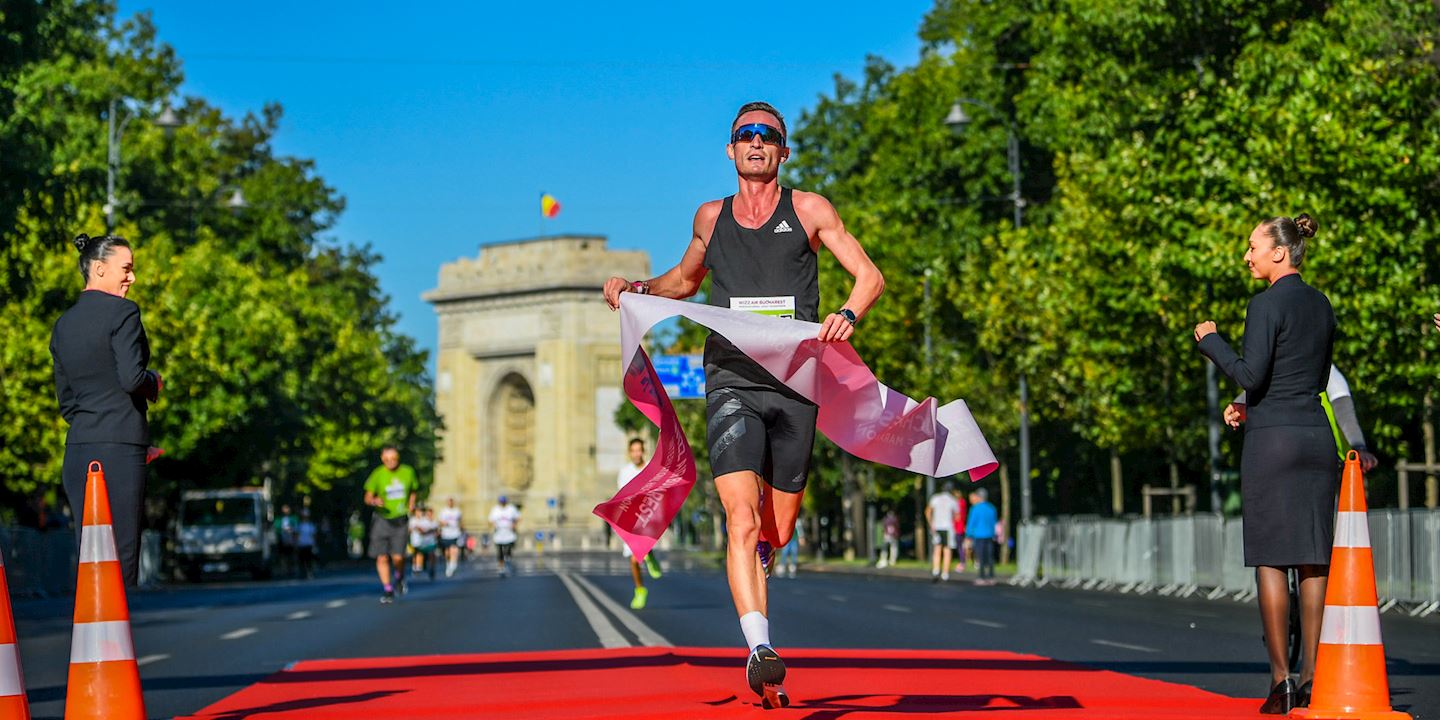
[12,551,1440,719]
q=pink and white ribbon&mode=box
[594,294,999,560]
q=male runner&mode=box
[489,495,520,577]
[926,481,960,582]
[439,497,464,577]
[603,101,884,709]
[617,438,663,608]
[363,446,418,603]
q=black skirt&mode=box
[63,443,147,586]
[1240,425,1340,567]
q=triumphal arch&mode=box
[425,235,650,544]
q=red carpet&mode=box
[175,646,1264,719]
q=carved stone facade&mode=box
[424,235,649,538]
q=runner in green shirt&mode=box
[363,446,419,603]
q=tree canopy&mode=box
[0,3,439,525]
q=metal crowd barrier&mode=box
[0,526,165,597]
[1013,509,1440,616]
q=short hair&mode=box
[381,445,399,454]
[942,481,955,493]
[733,101,786,138]
[1262,213,1318,268]
[975,487,988,501]
[73,233,130,282]
[628,438,645,449]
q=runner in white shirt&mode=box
[488,496,521,578]
[438,497,464,577]
[925,482,961,582]
[408,511,425,574]
[616,438,663,609]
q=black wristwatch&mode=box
[838,308,858,326]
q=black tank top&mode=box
[702,187,819,392]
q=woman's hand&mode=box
[1194,321,1217,342]
[145,371,163,402]
[1356,449,1379,473]
[1224,402,1246,429]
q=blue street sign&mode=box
[651,354,706,399]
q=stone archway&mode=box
[491,373,535,497]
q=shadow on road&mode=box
[26,673,271,703]
[194,690,404,720]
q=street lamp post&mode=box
[946,98,1032,523]
[105,99,183,232]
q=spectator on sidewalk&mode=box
[877,509,899,568]
[296,508,317,579]
[274,504,298,578]
[777,520,803,578]
[952,490,969,574]
[926,481,960,582]
[966,488,999,585]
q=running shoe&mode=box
[630,586,648,610]
[644,553,663,579]
[380,589,395,604]
[746,644,789,710]
[756,541,774,577]
[397,577,408,595]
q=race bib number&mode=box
[385,479,406,501]
[730,296,796,319]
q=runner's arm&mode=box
[603,202,719,309]
[796,192,884,342]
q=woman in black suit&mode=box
[1194,214,1336,714]
[50,233,162,587]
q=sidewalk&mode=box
[802,556,1018,584]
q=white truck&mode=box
[174,488,274,580]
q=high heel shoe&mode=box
[1259,678,1298,715]
[1297,680,1313,708]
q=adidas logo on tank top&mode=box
[773,220,793,233]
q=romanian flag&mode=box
[541,193,561,218]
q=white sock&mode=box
[739,611,770,652]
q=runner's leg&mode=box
[1296,564,1329,686]
[1256,565,1292,685]
[376,555,391,587]
[716,471,767,619]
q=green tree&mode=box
[0,4,440,525]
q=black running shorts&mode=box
[706,386,818,493]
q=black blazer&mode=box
[50,290,159,445]
[1198,274,1335,430]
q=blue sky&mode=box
[116,1,934,368]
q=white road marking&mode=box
[220,628,258,640]
[964,619,1006,629]
[286,611,312,620]
[136,654,170,666]
[556,572,629,649]
[569,573,673,647]
[324,600,347,609]
[828,594,847,603]
[882,604,912,613]
[1091,639,1159,653]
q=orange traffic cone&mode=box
[1,546,31,720]
[1291,451,1410,719]
[64,461,145,720]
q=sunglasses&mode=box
[731,123,786,146]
